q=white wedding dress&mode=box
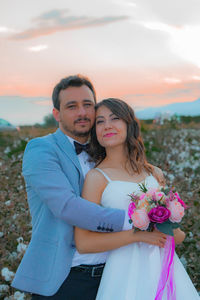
[95,170,200,300]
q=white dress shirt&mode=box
[67,135,94,176]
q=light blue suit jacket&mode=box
[12,129,124,296]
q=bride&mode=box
[74,98,199,299]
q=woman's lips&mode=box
[103,133,116,138]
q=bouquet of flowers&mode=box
[128,183,187,299]
[128,184,187,236]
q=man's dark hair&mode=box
[52,74,97,110]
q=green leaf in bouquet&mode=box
[139,183,148,193]
[155,220,175,236]
[171,222,180,229]
[161,186,170,194]
[147,222,155,232]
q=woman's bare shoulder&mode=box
[153,165,164,176]
[85,168,107,183]
[82,168,107,203]
[151,165,165,186]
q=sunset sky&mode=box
[1,0,200,125]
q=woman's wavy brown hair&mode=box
[89,98,154,175]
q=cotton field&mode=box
[0,126,200,299]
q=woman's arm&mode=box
[75,227,167,253]
[173,228,185,244]
[75,169,167,253]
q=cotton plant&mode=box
[4,291,26,300]
[0,126,200,298]
[1,267,15,282]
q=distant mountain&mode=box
[136,98,200,119]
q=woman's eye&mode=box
[96,120,104,124]
[112,117,120,120]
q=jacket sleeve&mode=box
[22,138,125,232]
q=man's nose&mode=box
[78,105,87,116]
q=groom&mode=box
[12,75,129,299]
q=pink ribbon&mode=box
[155,236,176,300]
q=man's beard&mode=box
[61,119,91,137]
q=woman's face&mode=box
[95,105,127,148]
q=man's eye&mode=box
[84,103,92,107]
[68,106,76,109]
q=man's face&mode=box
[53,85,95,143]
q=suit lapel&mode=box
[53,129,84,184]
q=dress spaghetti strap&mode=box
[95,168,112,183]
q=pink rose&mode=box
[128,202,136,219]
[148,206,171,223]
[168,200,185,223]
[131,209,150,230]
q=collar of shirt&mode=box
[66,135,89,150]
[64,135,94,177]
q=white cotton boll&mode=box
[179,151,188,160]
[5,200,11,206]
[9,251,18,261]
[4,146,11,154]
[189,232,194,238]
[17,185,24,191]
[0,284,9,294]
[14,291,25,299]
[16,237,23,243]
[17,243,27,254]
[167,174,175,182]
[18,153,23,159]
[191,139,198,145]
[13,140,19,147]
[1,267,15,281]
[194,161,200,169]
[0,232,4,238]
[179,161,191,169]
[196,244,200,251]
[12,214,18,220]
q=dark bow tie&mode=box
[74,141,90,155]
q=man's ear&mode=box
[52,108,60,122]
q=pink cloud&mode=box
[9,9,129,40]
